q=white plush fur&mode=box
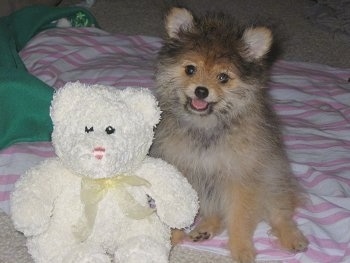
[10,82,199,263]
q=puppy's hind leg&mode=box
[188,215,223,242]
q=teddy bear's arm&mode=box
[10,159,63,236]
[136,157,199,229]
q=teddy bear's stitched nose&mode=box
[93,147,105,160]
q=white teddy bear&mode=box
[10,82,199,263]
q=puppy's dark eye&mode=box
[105,126,115,135]
[85,126,94,133]
[218,73,230,84]
[185,65,196,76]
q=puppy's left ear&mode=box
[240,27,273,61]
[165,7,194,38]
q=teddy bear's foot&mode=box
[65,253,111,263]
[114,236,169,263]
[64,245,111,263]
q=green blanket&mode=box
[0,5,98,150]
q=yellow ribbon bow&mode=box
[73,175,155,241]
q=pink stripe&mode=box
[277,108,346,121]
[183,236,228,248]
[286,142,350,150]
[69,52,91,64]
[283,119,350,131]
[285,134,350,146]
[285,134,343,142]
[76,78,155,88]
[299,88,348,97]
[23,45,69,55]
[0,148,54,157]
[319,166,350,176]
[77,75,153,82]
[306,158,350,168]
[37,49,72,60]
[309,236,348,250]
[300,246,343,263]
[0,174,20,184]
[45,43,67,52]
[299,171,350,188]
[306,201,343,213]
[33,66,61,76]
[0,191,10,202]
[0,144,54,157]
[299,236,348,263]
[273,60,350,80]
[55,54,82,68]
[255,234,346,252]
[306,99,350,111]
[270,83,349,97]
[298,211,350,225]
[80,34,109,47]
[61,35,91,46]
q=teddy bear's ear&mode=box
[165,7,194,39]
[121,88,161,127]
[50,82,86,124]
[240,26,273,61]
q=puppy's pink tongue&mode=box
[191,99,208,110]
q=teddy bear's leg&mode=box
[63,242,111,263]
[26,231,80,263]
[27,235,111,263]
[114,235,170,263]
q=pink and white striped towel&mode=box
[19,27,162,90]
[1,27,350,262]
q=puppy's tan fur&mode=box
[150,8,308,262]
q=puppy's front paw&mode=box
[279,228,309,253]
[229,239,256,263]
[229,236,256,263]
[189,228,212,242]
[189,216,222,242]
[188,216,222,242]
[234,249,256,263]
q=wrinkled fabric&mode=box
[0,5,97,149]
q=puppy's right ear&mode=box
[165,7,194,38]
[240,27,273,61]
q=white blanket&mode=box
[1,27,350,262]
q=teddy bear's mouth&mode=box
[93,147,105,160]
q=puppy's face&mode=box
[163,49,240,117]
[156,8,274,128]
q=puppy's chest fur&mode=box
[151,113,261,190]
[166,128,234,176]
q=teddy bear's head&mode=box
[50,82,160,178]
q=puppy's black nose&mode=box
[195,86,209,99]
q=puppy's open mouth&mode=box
[187,97,212,113]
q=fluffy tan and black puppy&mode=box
[150,7,308,263]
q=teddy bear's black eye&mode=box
[105,126,115,135]
[85,126,94,133]
[185,65,196,76]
